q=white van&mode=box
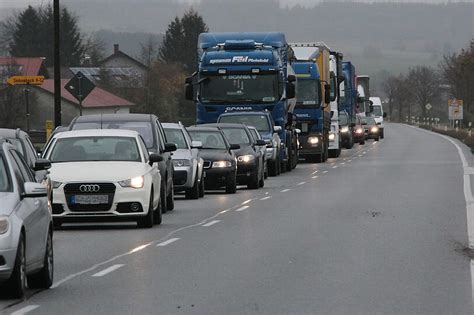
[369,97,386,139]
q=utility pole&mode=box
[53,0,61,127]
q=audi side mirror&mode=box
[229,144,240,151]
[34,159,51,171]
[164,143,177,152]
[22,182,47,199]
[255,139,266,146]
[149,153,163,165]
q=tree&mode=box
[407,66,440,117]
[5,5,86,67]
[83,34,106,67]
[0,62,27,128]
[139,35,160,68]
[159,9,208,71]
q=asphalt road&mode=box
[2,123,473,315]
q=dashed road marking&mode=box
[260,196,271,201]
[348,159,352,162]
[297,181,306,185]
[322,170,328,173]
[340,162,345,165]
[130,244,150,253]
[92,264,124,277]
[312,170,318,175]
[281,189,291,193]
[332,165,338,169]
[202,220,220,227]
[312,176,318,179]
[236,205,249,212]
[241,199,253,205]
[157,238,180,247]
[11,305,40,315]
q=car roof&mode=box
[73,113,155,123]
[53,129,140,139]
[162,123,182,129]
[203,123,249,129]
[187,125,222,132]
[0,128,27,139]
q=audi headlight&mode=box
[118,176,145,189]
[341,127,349,133]
[308,137,319,144]
[329,133,335,140]
[51,181,62,189]
[212,161,231,168]
[237,155,255,163]
[173,159,191,167]
[356,128,363,134]
[371,127,379,133]
[0,216,9,234]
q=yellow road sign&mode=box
[7,76,44,86]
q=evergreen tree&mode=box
[159,9,208,71]
[9,6,43,58]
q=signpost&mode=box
[65,71,95,116]
[7,75,45,132]
[448,99,463,127]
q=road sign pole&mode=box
[24,84,30,132]
[53,0,61,128]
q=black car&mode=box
[187,126,239,194]
[0,128,48,183]
[203,123,266,189]
[338,111,354,149]
[68,114,177,212]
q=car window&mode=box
[188,130,227,150]
[0,154,12,192]
[250,129,260,140]
[221,127,251,145]
[49,137,141,163]
[72,121,156,149]
[10,150,35,182]
[164,128,189,150]
[155,120,167,152]
[24,136,38,164]
[138,136,149,161]
[218,115,271,132]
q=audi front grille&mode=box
[64,183,116,212]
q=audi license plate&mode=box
[71,195,108,205]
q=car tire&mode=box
[153,194,162,225]
[259,170,264,188]
[185,172,199,199]
[5,233,26,299]
[225,173,237,194]
[360,139,365,145]
[28,229,54,289]
[280,160,287,173]
[380,131,384,139]
[138,192,154,228]
[166,184,174,211]
[198,175,205,198]
[53,219,62,230]
[375,136,380,141]
[268,160,277,177]
[247,171,259,190]
[160,184,167,214]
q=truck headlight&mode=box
[173,159,191,167]
[212,161,231,168]
[308,137,319,144]
[237,155,255,163]
[340,127,349,133]
[118,176,145,189]
[0,216,9,234]
[329,133,335,140]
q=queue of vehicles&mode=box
[0,31,387,299]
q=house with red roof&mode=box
[30,79,135,130]
[0,57,49,84]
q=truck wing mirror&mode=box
[324,83,331,104]
[185,83,194,101]
[383,112,387,118]
[288,74,296,82]
[273,126,282,133]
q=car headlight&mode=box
[51,181,62,189]
[340,127,349,133]
[237,155,255,163]
[118,176,145,189]
[0,216,9,235]
[329,133,335,140]
[173,159,191,167]
[356,128,363,134]
[371,127,379,133]
[212,161,232,168]
[308,137,319,144]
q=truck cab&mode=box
[369,97,386,139]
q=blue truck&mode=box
[185,32,299,172]
[339,61,357,149]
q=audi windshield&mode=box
[200,74,279,104]
[49,137,142,163]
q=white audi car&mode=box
[44,130,162,228]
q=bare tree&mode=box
[407,66,440,117]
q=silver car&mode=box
[0,141,53,298]
[163,123,205,199]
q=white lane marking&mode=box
[92,264,124,277]
[281,188,291,193]
[260,196,272,201]
[130,244,150,253]
[332,165,338,169]
[322,170,328,174]
[363,151,367,154]
[297,181,306,186]
[241,199,253,205]
[236,205,249,212]
[348,159,352,162]
[202,220,220,227]
[157,238,180,247]
[11,305,40,315]
[358,154,363,157]
[340,162,345,165]
[312,175,319,179]
[312,170,318,175]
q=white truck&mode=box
[369,96,386,138]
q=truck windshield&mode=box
[339,113,349,126]
[296,80,319,106]
[200,74,279,104]
[218,115,271,132]
[372,105,382,117]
